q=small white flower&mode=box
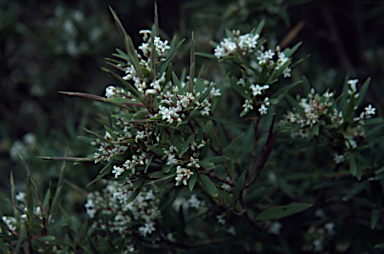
[105,86,116,98]
[138,221,156,237]
[333,154,345,164]
[16,192,26,203]
[347,79,359,93]
[188,194,201,209]
[268,221,282,235]
[258,104,268,115]
[112,165,125,178]
[364,104,376,116]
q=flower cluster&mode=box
[301,222,344,253]
[239,78,271,115]
[214,30,260,58]
[214,30,292,76]
[84,178,161,238]
[0,192,49,236]
[280,79,377,165]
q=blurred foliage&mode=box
[1,0,384,253]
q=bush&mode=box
[2,2,384,253]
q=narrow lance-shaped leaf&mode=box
[189,32,195,93]
[355,77,371,108]
[188,173,197,191]
[342,180,368,201]
[371,208,381,230]
[58,91,137,109]
[199,174,218,197]
[255,204,313,220]
[109,7,143,77]
[232,171,246,207]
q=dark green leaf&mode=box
[198,160,214,168]
[188,173,197,191]
[232,171,246,207]
[342,180,368,201]
[199,174,218,197]
[255,204,312,221]
[15,224,27,253]
[371,209,381,229]
[36,236,56,242]
[355,77,371,108]
[204,156,230,165]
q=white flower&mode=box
[139,29,151,41]
[216,213,226,224]
[16,192,26,203]
[84,199,97,219]
[105,86,116,98]
[347,79,359,93]
[250,84,269,96]
[324,222,335,235]
[166,154,178,166]
[364,104,376,116]
[138,221,156,237]
[112,165,125,178]
[188,194,201,209]
[333,154,345,164]
[268,221,282,235]
[187,156,200,168]
[210,87,221,97]
[258,104,268,115]
[283,67,291,78]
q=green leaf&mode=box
[208,116,250,128]
[188,173,197,191]
[15,224,27,253]
[342,180,368,201]
[345,92,356,122]
[302,76,310,96]
[195,52,217,59]
[204,156,230,165]
[349,153,362,180]
[283,41,302,58]
[87,162,113,187]
[371,209,381,229]
[162,165,171,173]
[255,19,265,35]
[375,243,384,248]
[181,135,196,154]
[36,236,56,242]
[228,77,249,99]
[77,136,94,144]
[171,135,182,154]
[271,80,302,98]
[0,237,10,253]
[198,85,214,103]
[198,160,214,168]
[232,171,246,207]
[255,204,312,221]
[199,174,218,197]
[285,93,305,116]
[107,98,143,106]
[148,146,165,156]
[126,182,144,205]
[355,77,371,108]
[363,117,384,125]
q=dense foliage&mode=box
[1,1,384,253]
